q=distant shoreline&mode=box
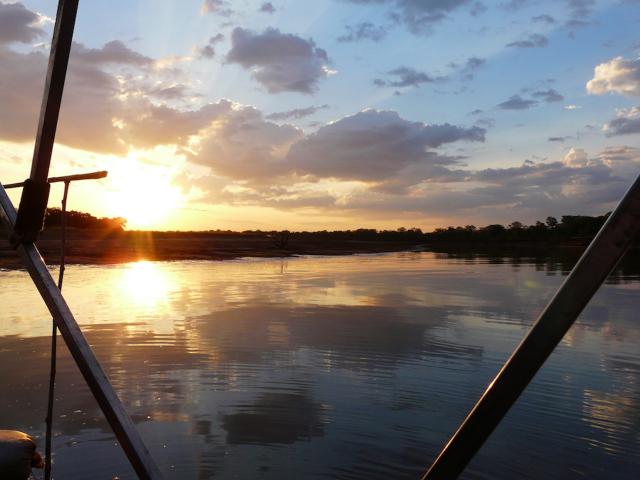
[0,228,426,269]
[3,227,628,270]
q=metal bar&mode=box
[44,180,69,480]
[0,184,163,480]
[13,0,79,243]
[29,0,79,183]
[4,170,107,189]
[421,174,640,480]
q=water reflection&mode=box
[0,251,638,479]
[119,260,173,308]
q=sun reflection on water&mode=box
[120,260,171,308]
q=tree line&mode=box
[423,215,611,245]
[44,208,127,231]
[37,209,636,247]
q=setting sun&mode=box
[108,156,184,229]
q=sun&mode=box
[108,157,184,230]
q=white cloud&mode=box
[562,147,589,168]
[587,56,640,97]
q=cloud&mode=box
[201,0,233,16]
[226,27,331,94]
[147,84,191,101]
[337,22,387,42]
[456,56,485,81]
[0,33,228,154]
[213,147,634,223]
[374,67,436,88]
[71,40,154,66]
[604,106,640,136]
[500,0,531,10]
[266,105,330,121]
[0,1,45,45]
[562,147,590,168]
[469,2,487,16]
[286,109,485,184]
[343,0,473,35]
[259,2,276,13]
[197,33,224,59]
[532,14,555,23]
[497,95,538,110]
[531,88,564,103]
[188,100,303,180]
[564,0,595,30]
[586,57,640,97]
[506,33,548,48]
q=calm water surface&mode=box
[0,251,639,479]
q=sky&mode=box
[0,0,639,231]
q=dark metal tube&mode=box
[12,0,79,244]
[44,181,69,480]
[422,174,640,480]
[29,0,79,183]
[4,170,108,189]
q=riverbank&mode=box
[0,228,425,269]
[2,227,637,271]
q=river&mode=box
[0,251,638,479]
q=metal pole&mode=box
[29,0,79,184]
[4,171,108,190]
[44,180,69,480]
[422,174,640,480]
[13,0,79,243]
[0,184,163,480]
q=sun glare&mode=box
[119,261,171,308]
[109,156,183,229]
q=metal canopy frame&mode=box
[0,1,161,478]
[0,1,638,479]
